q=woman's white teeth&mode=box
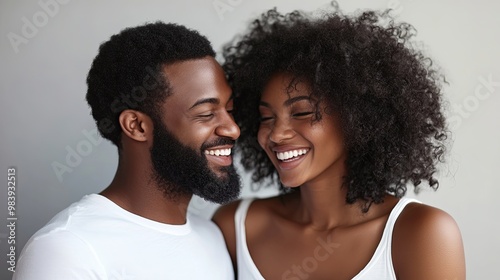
[205,148,231,156]
[276,149,308,161]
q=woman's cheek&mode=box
[257,126,269,150]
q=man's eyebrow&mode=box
[189,98,220,110]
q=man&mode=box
[14,22,240,279]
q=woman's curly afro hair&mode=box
[223,7,449,210]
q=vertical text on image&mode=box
[6,167,17,273]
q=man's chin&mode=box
[212,171,230,182]
[208,164,233,178]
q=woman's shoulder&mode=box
[391,200,466,279]
[211,195,290,265]
[212,194,293,235]
[212,199,243,225]
[212,194,291,224]
[393,201,462,243]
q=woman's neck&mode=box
[292,174,365,231]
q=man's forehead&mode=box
[162,56,219,77]
[160,57,232,109]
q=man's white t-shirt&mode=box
[13,194,234,280]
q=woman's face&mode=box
[257,73,347,188]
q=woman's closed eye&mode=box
[292,111,313,118]
[260,115,274,122]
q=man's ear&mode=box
[118,109,153,142]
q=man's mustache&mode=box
[201,138,236,151]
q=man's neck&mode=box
[100,162,192,225]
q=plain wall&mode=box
[1,0,499,279]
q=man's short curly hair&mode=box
[86,22,215,147]
[223,8,448,208]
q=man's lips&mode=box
[204,148,232,156]
[204,147,233,167]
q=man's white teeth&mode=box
[276,149,308,161]
[205,149,231,156]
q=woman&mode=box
[214,7,466,280]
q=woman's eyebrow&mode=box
[259,101,270,107]
[284,95,311,106]
[259,95,311,108]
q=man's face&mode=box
[150,56,241,204]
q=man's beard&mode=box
[149,119,241,204]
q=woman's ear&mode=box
[118,109,153,142]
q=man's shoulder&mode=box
[29,193,124,246]
[31,195,95,235]
[189,211,230,239]
[15,222,105,279]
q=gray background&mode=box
[1,0,499,279]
